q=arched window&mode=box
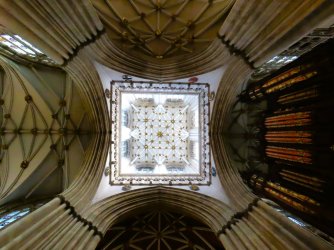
[0,29,56,66]
[0,199,49,231]
[0,208,31,229]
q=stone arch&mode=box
[97,209,225,249]
[87,187,234,234]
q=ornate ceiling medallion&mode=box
[109,80,211,185]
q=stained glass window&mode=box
[253,56,299,79]
[0,31,56,66]
[0,201,47,231]
[0,208,30,230]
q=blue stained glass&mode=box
[0,32,56,65]
[0,208,31,231]
[6,210,21,217]
[17,210,30,217]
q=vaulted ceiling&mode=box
[97,210,224,249]
[0,1,334,249]
[0,58,93,205]
[92,0,234,60]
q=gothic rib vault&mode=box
[92,0,234,60]
[0,56,92,207]
[0,0,334,249]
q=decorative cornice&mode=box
[217,197,261,236]
[56,195,103,239]
[218,34,255,70]
[62,28,106,67]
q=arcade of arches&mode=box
[0,1,334,249]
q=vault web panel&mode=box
[128,101,189,168]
